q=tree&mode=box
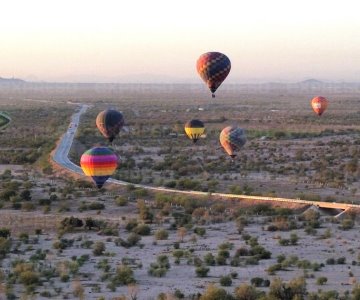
[93,241,105,256]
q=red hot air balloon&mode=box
[311,96,328,116]
[196,52,231,98]
[220,126,246,158]
[80,147,118,188]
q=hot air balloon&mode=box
[196,52,231,98]
[311,96,328,116]
[96,109,124,142]
[80,147,118,188]
[184,119,205,143]
[220,126,246,158]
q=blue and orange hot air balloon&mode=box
[96,109,124,142]
[197,52,231,98]
[220,126,246,158]
[311,96,328,116]
[80,147,118,188]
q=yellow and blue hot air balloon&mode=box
[96,109,124,142]
[80,147,118,188]
[196,52,231,98]
[219,126,246,158]
[184,119,205,143]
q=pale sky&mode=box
[1,0,360,82]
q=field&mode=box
[0,82,359,299]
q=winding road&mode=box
[0,111,11,129]
[52,104,360,211]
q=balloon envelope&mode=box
[311,96,328,116]
[80,147,118,188]
[184,119,205,143]
[96,109,124,142]
[220,126,246,158]
[196,52,231,98]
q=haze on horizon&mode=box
[1,0,360,83]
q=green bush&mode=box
[195,266,210,277]
[220,275,232,286]
[316,277,328,285]
[155,229,169,240]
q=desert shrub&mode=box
[269,277,306,300]
[0,228,10,239]
[93,241,106,256]
[19,270,39,286]
[204,253,215,266]
[115,196,128,206]
[316,276,328,285]
[195,266,210,277]
[148,255,170,277]
[132,224,151,236]
[125,219,138,232]
[267,264,283,275]
[235,247,250,257]
[0,237,11,258]
[340,218,354,230]
[127,233,141,246]
[194,227,206,236]
[220,275,232,286]
[234,284,260,300]
[200,284,234,300]
[337,257,346,264]
[113,265,135,285]
[155,229,169,240]
[251,277,264,287]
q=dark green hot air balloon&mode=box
[96,109,124,142]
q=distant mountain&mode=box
[297,79,324,85]
[0,77,26,84]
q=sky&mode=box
[1,0,360,83]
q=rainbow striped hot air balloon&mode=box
[196,52,231,98]
[311,96,328,116]
[184,119,205,143]
[80,147,118,188]
[220,126,246,158]
[96,109,124,142]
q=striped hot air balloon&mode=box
[220,126,246,158]
[80,147,118,188]
[184,119,205,143]
[196,52,231,98]
[96,109,124,142]
[311,96,328,116]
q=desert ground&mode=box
[0,82,359,299]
